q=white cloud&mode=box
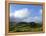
[40,9,42,14]
[10,13,14,17]
[10,8,42,23]
[14,8,30,18]
[34,16,40,23]
[23,17,32,22]
[34,16,39,20]
[22,16,41,23]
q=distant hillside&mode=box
[9,22,42,32]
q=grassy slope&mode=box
[9,22,43,32]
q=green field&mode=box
[9,22,43,32]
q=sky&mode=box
[10,4,42,23]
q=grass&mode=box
[9,22,43,32]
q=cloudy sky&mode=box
[10,4,42,23]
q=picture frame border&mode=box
[5,1,45,35]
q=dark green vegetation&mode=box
[9,22,43,32]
